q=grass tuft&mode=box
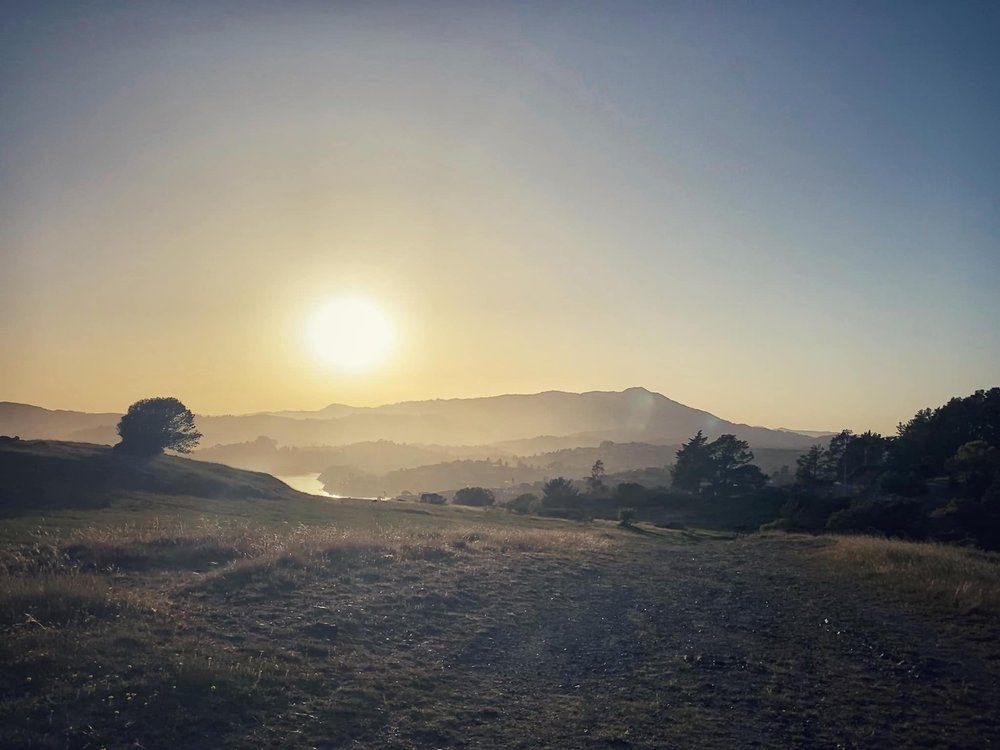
[0,572,138,628]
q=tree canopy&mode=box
[115,397,202,457]
[671,432,767,495]
[542,477,579,506]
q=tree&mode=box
[452,486,495,506]
[671,431,712,493]
[672,431,766,495]
[706,434,767,495]
[419,492,447,505]
[542,477,579,506]
[947,440,1000,500]
[795,445,829,487]
[891,388,1000,478]
[586,460,607,494]
[115,397,201,456]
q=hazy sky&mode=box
[2,1,998,433]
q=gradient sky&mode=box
[2,1,998,434]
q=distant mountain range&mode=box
[0,388,819,450]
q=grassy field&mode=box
[2,445,1000,748]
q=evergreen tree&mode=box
[671,431,711,493]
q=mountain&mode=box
[258,387,818,449]
[0,437,312,516]
[1,388,818,451]
[778,427,837,439]
[0,402,121,443]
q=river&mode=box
[275,472,337,497]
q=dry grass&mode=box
[825,534,1000,615]
[0,519,613,623]
[0,572,144,628]
[195,522,613,586]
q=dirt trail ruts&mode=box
[189,535,1000,749]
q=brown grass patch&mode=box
[825,535,1000,615]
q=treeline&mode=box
[428,388,1000,549]
[775,388,1000,548]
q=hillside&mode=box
[0,438,312,517]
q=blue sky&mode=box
[1,1,998,432]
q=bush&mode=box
[826,498,926,539]
[541,477,578,507]
[879,471,928,497]
[618,508,636,528]
[507,493,541,515]
[419,493,447,505]
[452,487,495,507]
[613,482,647,507]
[929,498,1000,550]
[770,492,849,533]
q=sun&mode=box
[308,295,396,370]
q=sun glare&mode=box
[308,295,396,370]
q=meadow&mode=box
[3,489,1000,749]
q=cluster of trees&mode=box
[670,432,767,495]
[789,389,1000,503]
[794,431,887,488]
[776,389,1000,548]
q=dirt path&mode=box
[184,534,1000,749]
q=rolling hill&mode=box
[0,437,312,517]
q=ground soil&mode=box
[4,530,999,749]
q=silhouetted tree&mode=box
[672,431,766,495]
[671,431,711,493]
[586,459,607,494]
[419,492,447,505]
[542,477,579,506]
[947,440,1000,500]
[795,445,830,487]
[891,388,1000,477]
[115,397,201,457]
[707,434,767,495]
[452,486,495,506]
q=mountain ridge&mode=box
[0,388,820,450]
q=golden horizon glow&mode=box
[307,295,396,372]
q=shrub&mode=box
[825,498,926,539]
[613,482,647,507]
[507,493,541,515]
[541,477,578,507]
[419,492,447,505]
[452,487,495,507]
[879,471,928,497]
[618,508,636,528]
[770,491,849,533]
